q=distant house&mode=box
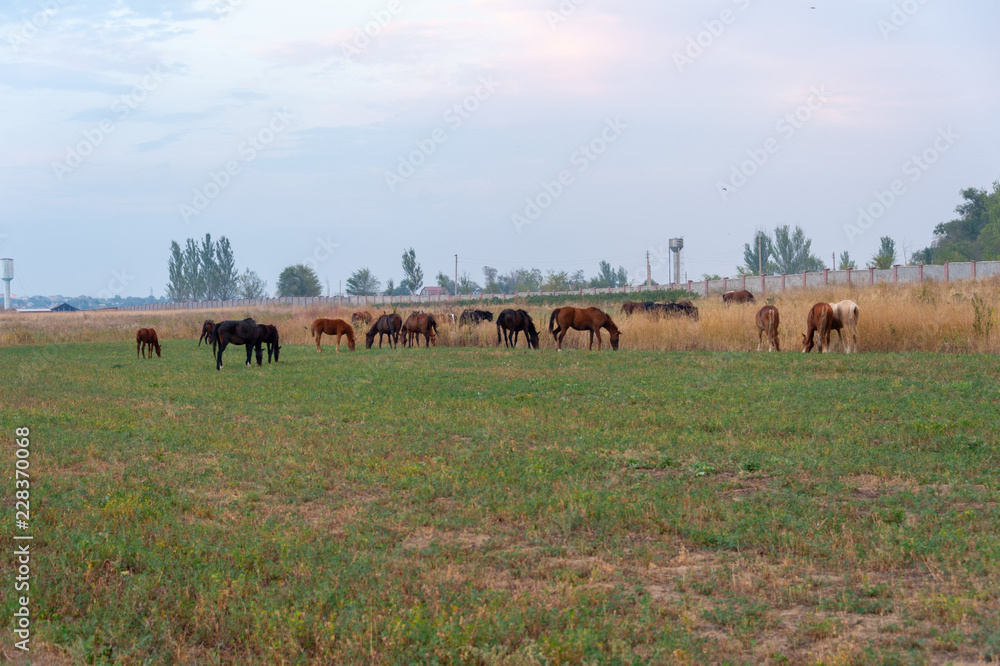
[51,303,79,312]
[420,286,449,297]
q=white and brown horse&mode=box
[828,300,859,353]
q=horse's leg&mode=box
[216,340,225,370]
[588,330,594,350]
[316,331,323,353]
[556,328,567,351]
[335,332,341,352]
[595,329,603,351]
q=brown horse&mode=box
[310,318,355,352]
[755,305,780,352]
[136,328,161,358]
[351,311,373,326]
[400,312,438,347]
[548,307,620,351]
[723,290,755,305]
[621,301,645,316]
[197,320,214,347]
[802,302,834,353]
[366,313,403,349]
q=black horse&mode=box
[365,313,402,349]
[212,318,263,370]
[649,302,700,321]
[459,309,494,325]
[257,324,281,363]
[496,309,539,349]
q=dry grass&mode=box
[2,278,999,353]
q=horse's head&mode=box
[608,327,620,350]
[365,331,375,349]
[801,332,813,353]
[154,342,162,357]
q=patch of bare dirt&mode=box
[401,528,491,550]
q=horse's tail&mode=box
[497,319,502,345]
[548,308,559,334]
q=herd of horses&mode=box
[134,293,860,369]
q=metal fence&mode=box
[118,260,1000,312]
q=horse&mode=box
[351,311,372,327]
[723,290,755,305]
[136,328,161,359]
[257,324,281,362]
[548,306,620,351]
[621,301,645,316]
[828,300,860,353]
[366,313,402,349]
[197,320,214,347]
[497,309,539,349]
[755,306,780,352]
[212,318,263,370]
[459,309,493,325]
[400,312,438,347]
[649,302,700,321]
[432,312,456,325]
[309,318,355,352]
[801,303,835,353]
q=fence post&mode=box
[824,269,829,285]
[760,274,765,294]
[944,262,949,282]
[847,268,851,285]
[687,279,692,293]
[741,276,746,290]
[723,277,728,292]
[972,260,977,280]
[918,264,923,283]
[893,264,899,284]
[781,273,786,291]
[869,267,874,285]
[802,270,807,288]
[704,278,709,297]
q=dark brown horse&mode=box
[723,290,755,305]
[497,309,539,349]
[400,313,438,347]
[351,311,373,326]
[548,307,620,351]
[801,302,834,353]
[459,309,493,325]
[310,318,355,352]
[621,301,645,316]
[755,305,780,352]
[136,328,161,358]
[366,313,402,349]
[197,320,214,347]
[649,302,699,321]
[257,324,281,362]
[212,318,263,370]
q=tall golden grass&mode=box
[2,278,998,353]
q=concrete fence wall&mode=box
[119,261,1000,312]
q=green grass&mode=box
[1,341,998,663]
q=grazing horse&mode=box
[459,309,494,325]
[432,312,456,325]
[723,290,755,305]
[549,306,621,351]
[310,318,355,352]
[828,300,860,353]
[136,328,161,359]
[212,318,263,370]
[650,302,700,321]
[257,324,282,362]
[801,303,835,353]
[497,309,540,349]
[755,306,780,352]
[400,313,438,347]
[621,301,645,316]
[366,313,403,349]
[197,320,215,347]
[351,311,373,326]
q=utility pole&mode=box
[758,231,762,276]
[454,254,458,297]
[832,252,836,270]
[645,251,651,286]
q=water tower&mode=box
[1,258,12,311]
[668,238,683,286]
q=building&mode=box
[51,303,79,312]
[420,286,449,297]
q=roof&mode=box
[51,303,79,312]
[420,286,449,296]
[16,308,52,313]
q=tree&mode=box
[741,229,777,276]
[458,274,480,294]
[482,266,501,293]
[771,225,825,274]
[214,236,239,299]
[869,237,897,269]
[701,273,722,281]
[199,234,219,298]
[589,261,629,288]
[400,248,423,294]
[838,251,857,270]
[917,182,1000,262]
[182,239,203,299]
[237,269,268,299]
[500,268,543,292]
[166,241,187,300]
[277,264,323,297]
[436,272,456,294]
[543,270,570,292]
[345,268,381,296]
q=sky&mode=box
[1,0,998,298]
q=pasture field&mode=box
[1,335,999,664]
